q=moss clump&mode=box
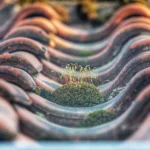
[52,82,104,107]
[35,87,52,100]
[36,112,46,120]
[79,110,116,127]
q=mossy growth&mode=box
[79,110,116,127]
[35,87,52,100]
[60,63,102,86]
[52,82,104,107]
[36,112,46,120]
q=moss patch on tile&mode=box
[79,110,116,127]
[35,87,52,100]
[52,82,104,107]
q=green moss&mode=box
[35,87,41,95]
[52,82,104,107]
[79,50,94,56]
[79,110,116,127]
[35,87,52,100]
[36,112,46,120]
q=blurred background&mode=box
[1,0,150,27]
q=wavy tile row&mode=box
[0,2,149,144]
